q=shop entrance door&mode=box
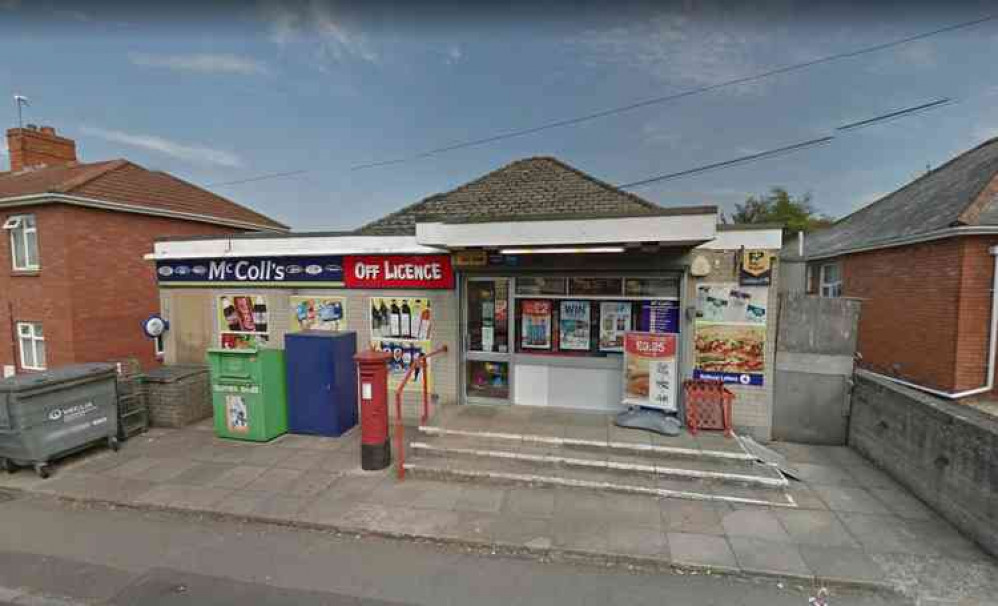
[462,277,512,405]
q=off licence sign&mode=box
[344,255,454,289]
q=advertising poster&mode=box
[370,297,432,341]
[290,296,346,332]
[559,300,591,351]
[371,339,434,392]
[225,395,250,434]
[623,332,678,411]
[218,295,270,349]
[694,283,767,386]
[599,301,632,352]
[639,300,680,334]
[521,300,552,350]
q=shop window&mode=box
[16,322,45,370]
[3,214,40,271]
[820,263,842,298]
[515,277,567,296]
[569,277,623,296]
[218,295,270,348]
[466,360,509,400]
[467,281,509,353]
[624,277,678,298]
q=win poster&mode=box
[558,300,591,351]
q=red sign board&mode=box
[624,332,677,358]
[344,255,455,290]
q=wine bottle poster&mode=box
[218,295,270,349]
[369,297,432,341]
[371,338,434,392]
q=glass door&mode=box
[463,277,512,404]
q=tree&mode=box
[728,188,833,234]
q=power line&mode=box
[204,13,995,188]
[618,96,957,189]
[349,14,995,171]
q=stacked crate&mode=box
[110,358,149,440]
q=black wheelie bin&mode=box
[0,364,120,478]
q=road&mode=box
[0,491,907,605]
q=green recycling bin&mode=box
[206,348,287,442]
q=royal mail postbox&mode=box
[354,349,392,470]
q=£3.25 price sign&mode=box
[623,332,678,412]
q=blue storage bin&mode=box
[284,331,358,437]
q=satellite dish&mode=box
[142,314,169,338]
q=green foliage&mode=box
[727,188,834,234]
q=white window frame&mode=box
[16,322,46,371]
[819,263,842,298]
[154,333,166,357]
[4,214,40,271]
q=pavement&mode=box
[0,417,994,604]
[0,492,905,605]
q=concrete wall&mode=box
[849,370,998,557]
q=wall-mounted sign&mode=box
[739,249,772,286]
[157,254,455,290]
[290,296,346,332]
[623,332,678,412]
[452,250,488,267]
[344,255,454,290]
[694,282,767,386]
[157,255,344,286]
[639,301,680,334]
[218,295,270,349]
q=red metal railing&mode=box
[394,345,448,480]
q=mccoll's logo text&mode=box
[206,260,286,281]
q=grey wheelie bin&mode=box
[0,364,120,478]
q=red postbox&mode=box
[354,349,392,470]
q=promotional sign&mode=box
[345,255,454,290]
[225,395,250,434]
[521,300,552,350]
[452,250,487,267]
[218,295,270,349]
[158,255,344,286]
[370,297,432,341]
[694,282,767,386]
[623,332,678,411]
[290,296,346,332]
[558,300,591,351]
[739,250,772,286]
[639,300,680,334]
[599,301,632,352]
[372,339,434,392]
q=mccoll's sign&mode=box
[156,254,454,290]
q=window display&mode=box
[624,277,679,298]
[516,277,567,296]
[467,280,509,353]
[558,300,591,351]
[218,295,269,349]
[520,300,553,350]
[569,277,623,296]
[466,360,509,400]
[598,301,632,352]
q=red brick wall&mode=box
[808,235,998,393]
[0,203,242,372]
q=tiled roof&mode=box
[805,137,998,258]
[0,160,286,231]
[357,157,683,235]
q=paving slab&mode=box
[775,509,858,548]
[605,522,669,559]
[502,488,556,519]
[812,484,892,515]
[661,499,726,535]
[666,532,738,570]
[454,486,506,514]
[728,537,812,578]
[721,508,792,542]
[243,467,305,493]
[798,544,888,586]
[867,487,938,521]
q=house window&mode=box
[820,263,842,298]
[16,322,46,370]
[3,214,40,271]
[154,334,166,357]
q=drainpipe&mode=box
[871,246,998,399]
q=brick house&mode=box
[0,125,287,375]
[798,136,998,398]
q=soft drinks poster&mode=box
[218,295,270,348]
[290,296,346,332]
[521,300,552,350]
[370,297,432,341]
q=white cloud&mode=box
[572,15,773,94]
[129,52,270,76]
[259,0,379,68]
[445,45,463,65]
[81,127,243,168]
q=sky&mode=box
[1,0,998,231]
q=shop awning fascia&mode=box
[145,235,443,260]
[414,211,718,249]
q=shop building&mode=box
[797,136,998,399]
[0,125,287,376]
[151,158,782,439]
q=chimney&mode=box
[6,125,77,172]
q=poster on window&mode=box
[218,295,270,349]
[599,301,632,352]
[623,332,678,411]
[639,300,680,334]
[521,300,552,350]
[290,296,346,332]
[695,283,768,324]
[558,300,591,351]
[371,338,434,392]
[370,297,432,340]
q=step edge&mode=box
[409,442,788,488]
[402,463,797,508]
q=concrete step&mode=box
[408,441,787,489]
[401,460,797,508]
